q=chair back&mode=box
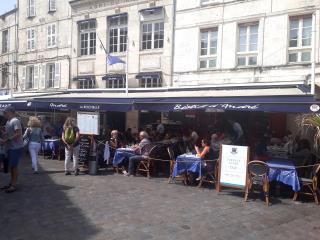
[148,144,169,160]
[167,146,176,160]
[247,160,269,178]
[141,143,155,156]
[312,164,320,188]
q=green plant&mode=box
[296,114,320,149]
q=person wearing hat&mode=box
[0,106,23,193]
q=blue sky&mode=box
[0,0,17,15]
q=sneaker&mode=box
[123,172,131,177]
[196,176,202,181]
[33,171,39,174]
[65,172,71,176]
[122,170,128,175]
[74,171,79,176]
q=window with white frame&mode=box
[237,23,259,66]
[199,28,218,69]
[288,16,312,63]
[47,64,55,88]
[79,20,96,56]
[78,79,95,89]
[141,22,164,50]
[107,77,126,88]
[108,14,128,53]
[49,0,57,12]
[140,8,164,50]
[139,76,162,88]
[25,65,38,89]
[2,30,9,54]
[27,28,36,51]
[47,24,56,48]
[27,0,36,17]
[201,0,223,6]
[1,65,8,88]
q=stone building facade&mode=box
[0,9,18,95]
[173,0,320,90]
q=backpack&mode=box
[64,127,76,144]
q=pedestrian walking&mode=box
[23,116,44,174]
[0,106,23,193]
[62,117,80,176]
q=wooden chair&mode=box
[136,144,157,178]
[293,164,320,204]
[244,160,270,206]
[198,159,218,188]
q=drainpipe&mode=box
[170,0,176,87]
[310,12,316,96]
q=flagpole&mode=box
[125,37,129,96]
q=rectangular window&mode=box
[108,14,128,53]
[237,23,259,67]
[141,22,164,50]
[79,20,96,56]
[27,0,36,17]
[2,30,9,54]
[288,16,312,63]
[27,28,36,51]
[199,28,218,69]
[1,65,8,88]
[46,64,55,88]
[49,0,57,12]
[139,76,162,88]
[201,0,222,6]
[47,24,56,48]
[78,79,95,89]
[26,65,38,89]
[107,78,126,88]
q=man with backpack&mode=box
[62,117,80,176]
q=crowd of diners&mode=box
[97,118,314,178]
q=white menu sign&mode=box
[77,112,100,135]
[219,145,249,189]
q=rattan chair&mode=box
[244,160,270,206]
[293,164,320,204]
[167,145,187,184]
[136,144,155,178]
[198,159,218,188]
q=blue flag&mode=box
[107,54,126,65]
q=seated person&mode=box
[109,130,123,158]
[195,139,216,181]
[293,139,311,166]
[125,131,151,176]
[254,137,269,161]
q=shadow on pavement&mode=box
[0,157,101,240]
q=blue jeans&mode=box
[8,148,23,168]
[128,156,144,175]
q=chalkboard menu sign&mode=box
[79,136,91,164]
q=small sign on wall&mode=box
[217,145,249,191]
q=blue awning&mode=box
[73,75,95,81]
[102,74,125,81]
[0,100,29,111]
[136,72,162,79]
[134,96,320,113]
[29,98,134,112]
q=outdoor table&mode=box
[112,148,138,167]
[172,153,202,178]
[266,158,300,192]
[42,139,61,160]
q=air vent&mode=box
[39,18,45,23]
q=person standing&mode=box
[62,117,80,176]
[23,116,44,174]
[228,119,244,145]
[0,106,23,193]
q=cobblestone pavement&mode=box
[0,157,320,240]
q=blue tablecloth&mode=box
[172,154,203,178]
[113,148,138,167]
[42,139,60,152]
[267,158,300,192]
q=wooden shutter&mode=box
[41,64,46,89]
[54,62,60,88]
[34,65,39,89]
[22,66,26,90]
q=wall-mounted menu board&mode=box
[77,112,100,135]
[218,145,249,191]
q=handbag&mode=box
[23,128,31,148]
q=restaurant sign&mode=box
[217,145,249,191]
[174,104,260,111]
